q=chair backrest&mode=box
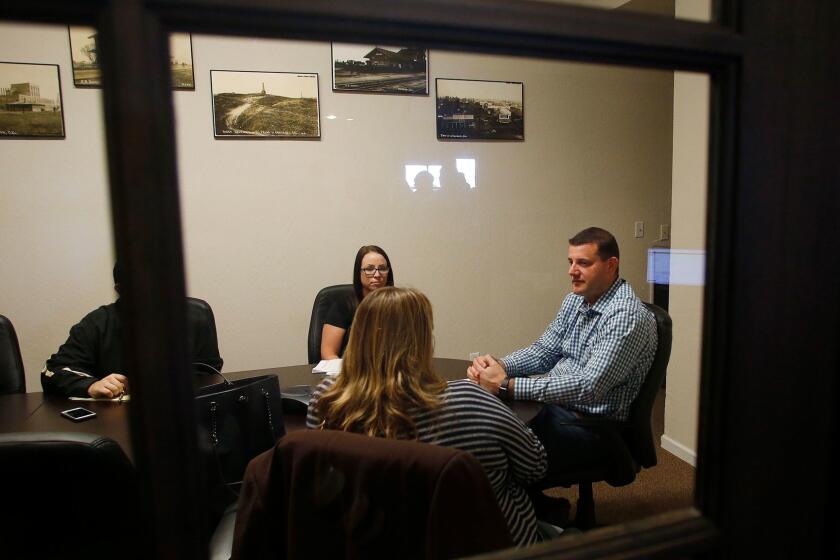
[0,314,25,394]
[0,432,139,558]
[624,302,673,469]
[187,296,219,346]
[187,296,224,372]
[233,429,513,560]
[306,284,354,364]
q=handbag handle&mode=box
[210,401,219,446]
[194,362,233,386]
[262,388,277,441]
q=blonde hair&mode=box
[314,287,446,439]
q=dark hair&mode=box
[569,227,620,261]
[352,245,395,301]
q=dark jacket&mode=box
[41,299,223,397]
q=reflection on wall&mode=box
[456,158,476,189]
[405,164,441,191]
[405,159,476,192]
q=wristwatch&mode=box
[498,377,512,401]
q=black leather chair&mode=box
[0,314,25,394]
[188,296,220,347]
[0,431,237,559]
[538,302,673,529]
[0,432,139,559]
[187,297,224,373]
[306,284,354,364]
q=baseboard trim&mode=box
[660,435,697,467]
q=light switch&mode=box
[634,221,645,238]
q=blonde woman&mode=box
[307,287,547,546]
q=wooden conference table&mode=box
[0,358,543,461]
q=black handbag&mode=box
[195,374,286,486]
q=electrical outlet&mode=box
[469,352,480,360]
[660,224,670,240]
[634,221,645,238]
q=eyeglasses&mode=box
[361,265,390,277]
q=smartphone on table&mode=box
[60,407,97,422]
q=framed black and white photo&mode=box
[332,43,428,95]
[210,70,320,138]
[169,33,195,89]
[68,26,100,87]
[68,26,194,89]
[0,62,65,139]
[436,78,524,141]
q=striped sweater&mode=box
[307,378,548,546]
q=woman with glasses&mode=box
[321,244,394,359]
[308,287,548,547]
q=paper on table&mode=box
[312,359,342,376]
[69,394,131,402]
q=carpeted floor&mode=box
[543,389,696,526]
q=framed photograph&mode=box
[0,62,65,138]
[68,26,100,87]
[332,43,428,95]
[68,26,195,89]
[436,78,524,141]
[169,33,195,89]
[210,70,320,138]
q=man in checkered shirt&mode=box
[468,227,657,474]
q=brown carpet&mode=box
[543,389,696,526]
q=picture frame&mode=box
[67,26,100,87]
[169,33,195,89]
[436,78,524,141]
[332,43,428,95]
[68,26,195,89]
[210,70,320,139]
[0,62,65,139]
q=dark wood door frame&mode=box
[2,1,838,558]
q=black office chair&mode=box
[306,284,354,364]
[0,314,25,394]
[538,302,673,529]
[0,432,139,559]
[187,297,225,373]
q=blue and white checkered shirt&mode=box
[501,278,657,421]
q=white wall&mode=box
[660,0,712,466]
[0,23,115,392]
[1,23,674,390]
[176,36,674,371]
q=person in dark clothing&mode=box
[41,262,224,398]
